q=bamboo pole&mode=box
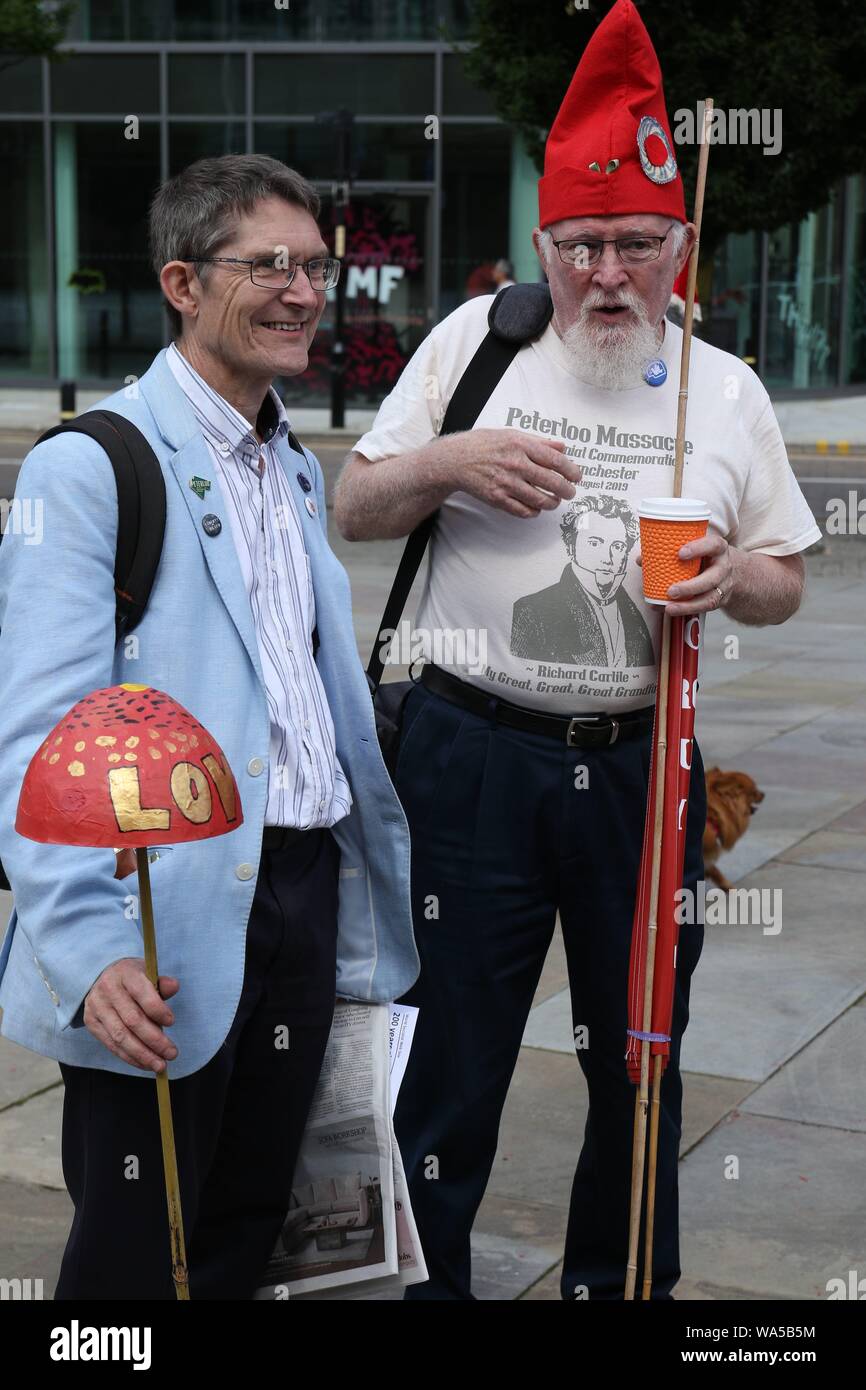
[137,846,190,1301]
[625,98,714,1302]
[625,612,672,1300]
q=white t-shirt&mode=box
[354,295,821,716]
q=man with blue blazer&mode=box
[0,154,418,1299]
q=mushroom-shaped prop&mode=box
[16,682,241,849]
[16,683,244,1301]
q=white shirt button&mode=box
[235,863,255,880]
[303,720,311,730]
[319,800,326,810]
[247,757,264,776]
[218,441,231,455]
[305,497,317,517]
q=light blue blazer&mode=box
[0,349,419,1078]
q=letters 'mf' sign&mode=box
[16,683,243,849]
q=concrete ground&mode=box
[0,431,864,1300]
[1,384,866,449]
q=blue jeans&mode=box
[393,683,706,1300]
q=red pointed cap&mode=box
[539,0,686,228]
[16,684,243,848]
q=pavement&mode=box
[1,383,865,448]
[0,425,864,1300]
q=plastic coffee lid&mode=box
[637,496,712,521]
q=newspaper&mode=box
[255,1000,427,1299]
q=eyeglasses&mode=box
[551,229,674,269]
[187,255,341,291]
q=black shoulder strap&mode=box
[35,409,167,642]
[366,283,552,691]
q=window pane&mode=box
[843,176,866,386]
[67,0,473,41]
[255,55,434,116]
[256,123,434,183]
[704,231,761,365]
[440,124,511,317]
[50,55,160,114]
[169,56,245,116]
[0,123,50,377]
[169,123,248,175]
[442,53,497,116]
[0,57,42,113]
[53,122,163,381]
[766,188,843,389]
[280,191,430,408]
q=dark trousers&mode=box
[55,828,339,1301]
[393,683,707,1301]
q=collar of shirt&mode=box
[166,341,290,474]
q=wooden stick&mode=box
[625,98,715,1302]
[625,611,671,1299]
[673,98,714,496]
[137,847,190,1301]
[641,1053,664,1299]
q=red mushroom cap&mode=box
[16,684,244,848]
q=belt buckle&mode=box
[566,716,619,747]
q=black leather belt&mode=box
[420,664,654,749]
[262,825,312,851]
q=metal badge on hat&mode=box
[636,115,678,185]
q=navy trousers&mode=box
[393,683,706,1300]
[54,828,339,1301]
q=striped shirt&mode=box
[166,342,351,830]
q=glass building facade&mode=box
[1,0,863,402]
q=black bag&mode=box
[0,410,167,892]
[367,283,553,775]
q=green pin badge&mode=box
[189,476,211,500]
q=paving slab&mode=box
[678,1112,866,1300]
[741,1005,866,1132]
[776,829,866,873]
[0,1037,62,1112]
[699,784,864,884]
[469,1229,561,1300]
[683,867,866,1081]
[0,1084,65,1190]
[825,799,866,833]
[526,865,866,1084]
[533,924,569,1006]
[488,1048,586,1208]
[0,1177,71,1297]
[696,696,839,764]
[517,1261,563,1299]
[475,1192,568,1252]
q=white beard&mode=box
[559,289,664,390]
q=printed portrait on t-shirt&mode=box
[510,493,654,667]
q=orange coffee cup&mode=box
[637,497,712,605]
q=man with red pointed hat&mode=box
[337,0,820,1298]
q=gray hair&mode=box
[538,220,688,264]
[148,154,321,337]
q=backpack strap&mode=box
[35,410,167,642]
[366,283,552,691]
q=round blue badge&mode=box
[644,358,667,387]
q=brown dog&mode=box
[703,768,765,890]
